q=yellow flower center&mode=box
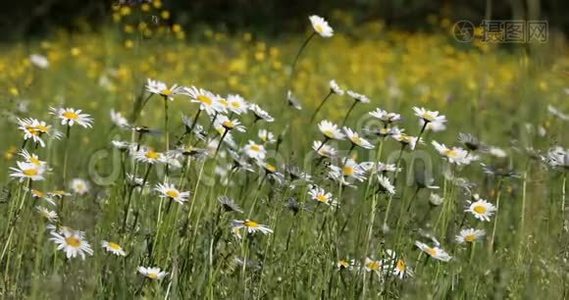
[230,101,241,108]
[32,189,44,198]
[444,149,458,158]
[315,194,328,203]
[366,260,381,271]
[351,136,362,145]
[265,163,276,173]
[161,89,172,96]
[166,189,179,199]
[145,150,160,160]
[473,204,487,214]
[63,111,79,120]
[107,242,122,251]
[26,126,42,136]
[243,219,259,228]
[197,95,212,106]
[223,120,234,128]
[426,247,437,257]
[249,144,261,152]
[338,260,349,269]
[23,168,38,176]
[423,112,435,121]
[342,165,354,176]
[147,272,159,279]
[396,259,406,271]
[464,234,476,242]
[65,236,82,248]
[315,24,323,34]
[218,98,228,107]
[29,156,42,166]
[323,130,334,138]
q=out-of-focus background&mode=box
[1,0,568,39]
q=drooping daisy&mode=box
[50,107,93,128]
[145,78,182,101]
[369,108,401,124]
[422,118,447,132]
[232,219,273,235]
[312,140,337,158]
[384,250,413,279]
[9,161,46,182]
[414,241,452,262]
[138,266,168,280]
[329,80,344,95]
[458,132,484,152]
[242,140,266,161]
[183,86,225,115]
[249,104,274,122]
[455,228,486,244]
[19,149,47,167]
[346,90,370,103]
[466,198,496,222]
[258,129,276,144]
[377,174,396,195]
[218,196,244,213]
[287,90,302,110]
[50,228,94,260]
[155,183,190,205]
[308,186,338,207]
[110,109,129,128]
[344,127,374,149]
[70,178,90,195]
[432,141,476,165]
[544,146,569,170]
[318,120,345,140]
[376,162,399,173]
[309,15,334,38]
[101,240,127,256]
[227,94,249,115]
[36,206,58,222]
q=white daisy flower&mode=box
[329,159,366,183]
[145,78,182,100]
[455,228,485,244]
[432,141,475,165]
[363,257,384,275]
[544,146,569,170]
[336,258,354,270]
[101,240,127,256]
[369,108,401,124]
[29,54,49,69]
[421,119,447,132]
[309,15,334,38]
[216,115,246,132]
[36,206,58,222]
[429,193,444,206]
[17,118,56,147]
[183,86,225,115]
[110,109,129,128]
[346,90,370,103]
[138,266,168,280]
[488,146,507,158]
[308,186,338,207]
[9,161,46,182]
[258,129,276,144]
[412,107,447,125]
[344,127,374,149]
[318,120,345,140]
[50,107,93,128]
[50,228,94,260]
[70,178,90,195]
[232,219,273,235]
[154,182,190,205]
[392,131,420,150]
[132,147,164,164]
[414,241,452,262]
[19,149,47,167]
[312,140,337,158]
[243,140,266,161]
[384,250,413,279]
[466,198,496,222]
[227,94,249,115]
[249,104,274,122]
[329,80,344,95]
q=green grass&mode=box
[0,18,568,299]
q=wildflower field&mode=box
[1,3,569,299]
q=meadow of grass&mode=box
[0,4,569,299]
